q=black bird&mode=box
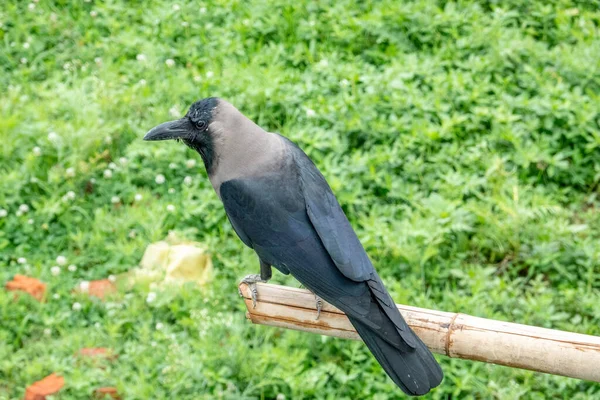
[144,97,443,395]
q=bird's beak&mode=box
[143,118,190,141]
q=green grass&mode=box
[1,0,600,398]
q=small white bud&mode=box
[136,54,146,62]
[51,266,61,276]
[56,255,67,265]
[155,174,165,184]
[156,322,164,330]
[68,264,77,272]
[18,257,27,264]
[166,204,175,212]
[32,146,42,156]
[111,196,121,204]
[19,204,30,213]
[185,159,196,168]
[165,59,175,68]
[146,292,156,303]
[183,176,192,186]
[103,169,113,178]
[65,167,75,177]
[79,281,90,292]
[134,193,143,202]
[72,302,82,311]
[0,209,8,217]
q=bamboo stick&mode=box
[239,282,600,382]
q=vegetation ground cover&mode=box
[1,0,600,398]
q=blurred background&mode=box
[1,0,600,398]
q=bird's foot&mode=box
[238,274,267,308]
[314,294,323,320]
[299,284,323,320]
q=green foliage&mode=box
[1,0,600,398]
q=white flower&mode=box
[94,322,101,328]
[19,204,30,213]
[65,167,75,177]
[172,4,180,11]
[306,108,316,118]
[181,21,189,27]
[136,54,146,62]
[119,157,128,166]
[340,79,350,87]
[94,57,102,64]
[52,293,60,300]
[20,58,28,64]
[108,162,117,170]
[47,131,59,142]
[18,257,27,264]
[183,176,192,186]
[185,159,196,168]
[128,229,137,238]
[63,62,72,70]
[166,204,175,212]
[68,264,77,272]
[27,219,34,224]
[0,209,7,217]
[276,395,286,400]
[169,106,179,118]
[139,79,147,86]
[79,281,90,292]
[43,328,51,336]
[134,193,143,202]
[28,3,35,10]
[103,169,113,178]
[165,59,175,68]
[155,174,165,184]
[111,196,121,204]
[156,322,164,330]
[72,302,82,311]
[50,266,61,276]
[56,255,67,265]
[66,191,75,200]
[23,42,30,49]
[108,274,116,282]
[317,59,329,68]
[32,146,42,156]
[105,135,112,145]
[146,292,157,303]
[200,7,207,13]
[206,70,214,78]
[90,178,96,183]
[193,75,201,82]
[169,164,177,171]
[308,20,316,27]
[168,188,175,194]
[90,10,98,17]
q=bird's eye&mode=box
[195,120,207,130]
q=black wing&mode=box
[286,139,418,347]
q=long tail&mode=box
[347,314,443,396]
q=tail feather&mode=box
[349,315,443,396]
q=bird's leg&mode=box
[238,259,272,308]
[298,284,323,320]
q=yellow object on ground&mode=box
[129,232,213,286]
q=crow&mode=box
[144,97,443,395]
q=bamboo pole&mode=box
[239,282,600,382]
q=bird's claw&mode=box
[240,274,266,308]
[315,294,323,320]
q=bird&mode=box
[144,97,443,396]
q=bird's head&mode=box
[144,97,222,171]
